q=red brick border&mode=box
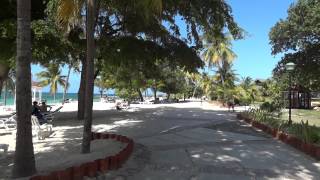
[237,113,320,161]
[30,132,134,180]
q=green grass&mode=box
[280,109,320,127]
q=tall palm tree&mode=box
[37,64,67,103]
[62,59,76,104]
[82,0,95,154]
[202,35,237,101]
[2,71,15,106]
[202,35,237,87]
[0,64,10,98]
[12,0,36,177]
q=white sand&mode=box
[35,139,125,174]
[0,100,247,179]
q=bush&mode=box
[243,108,320,145]
[260,101,281,112]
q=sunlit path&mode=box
[84,102,320,180]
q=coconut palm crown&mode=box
[36,64,68,102]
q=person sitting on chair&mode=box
[32,101,46,124]
[40,101,52,113]
[115,101,122,110]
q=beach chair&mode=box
[42,106,63,124]
[0,114,17,134]
[31,115,53,140]
[0,144,8,154]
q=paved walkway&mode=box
[97,102,320,180]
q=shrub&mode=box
[243,108,320,145]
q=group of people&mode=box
[31,101,52,124]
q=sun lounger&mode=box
[31,115,52,140]
[41,106,63,124]
[0,114,17,134]
[1,114,53,140]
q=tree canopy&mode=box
[269,0,320,91]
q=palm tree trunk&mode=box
[4,80,7,106]
[14,85,16,105]
[0,64,10,99]
[53,93,56,103]
[62,64,72,104]
[167,93,171,100]
[192,84,199,98]
[0,80,2,99]
[12,0,36,177]
[78,57,86,120]
[82,0,95,154]
[153,88,157,101]
[137,88,143,102]
[217,62,226,101]
[153,80,157,101]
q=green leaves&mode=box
[36,64,66,95]
[270,0,320,91]
[269,0,320,54]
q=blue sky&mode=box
[32,0,295,93]
[228,0,295,79]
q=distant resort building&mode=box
[32,81,43,102]
[283,85,311,109]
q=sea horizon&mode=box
[0,92,116,106]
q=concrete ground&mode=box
[1,102,319,179]
[97,102,320,180]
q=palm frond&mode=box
[38,80,50,87]
[56,0,84,30]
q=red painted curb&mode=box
[110,134,117,139]
[84,161,98,177]
[30,175,46,180]
[237,113,320,161]
[30,132,134,180]
[96,158,108,173]
[316,147,320,160]
[101,133,110,139]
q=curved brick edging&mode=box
[30,132,134,180]
[236,113,320,161]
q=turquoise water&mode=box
[0,92,108,105]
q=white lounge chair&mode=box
[0,114,17,134]
[31,116,53,140]
[41,106,63,124]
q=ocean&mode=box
[0,92,109,106]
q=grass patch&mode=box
[242,108,320,145]
[280,109,320,127]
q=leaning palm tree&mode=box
[12,0,36,177]
[2,71,16,106]
[0,63,10,98]
[37,64,67,103]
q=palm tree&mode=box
[0,64,10,99]
[37,64,67,103]
[95,77,109,98]
[202,35,237,101]
[12,0,36,177]
[202,35,237,87]
[186,72,202,98]
[82,0,96,154]
[62,59,76,104]
[2,71,15,106]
